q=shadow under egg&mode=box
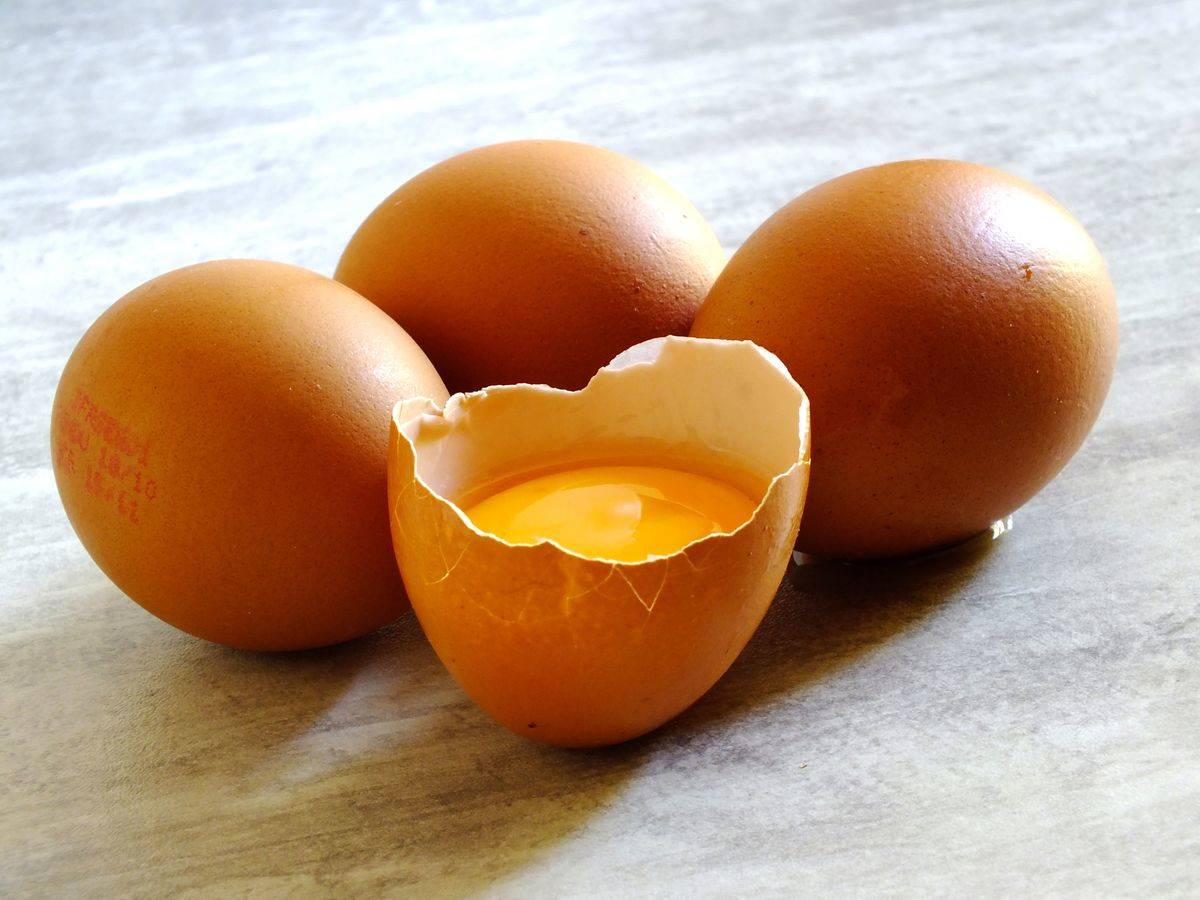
[104,618,411,790]
[100,611,641,893]
[657,524,1007,742]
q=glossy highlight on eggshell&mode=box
[51,260,449,651]
[692,159,1119,559]
[387,337,810,748]
[336,140,727,393]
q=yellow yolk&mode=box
[462,465,757,562]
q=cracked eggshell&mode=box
[387,336,810,748]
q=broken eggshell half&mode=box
[387,336,810,748]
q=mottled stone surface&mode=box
[1,0,1197,896]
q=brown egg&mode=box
[692,160,1118,559]
[388,337,810,747]
[51,260,448,650]
[335,140,726,393]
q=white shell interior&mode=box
[395,336,809,505]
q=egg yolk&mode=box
[462,465,757,562]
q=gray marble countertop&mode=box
[2,1,1198,896]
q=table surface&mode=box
[3,0,1198,896]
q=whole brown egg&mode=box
[334,140,726,393]
[51,260,448,650]
[692,160,1119,559]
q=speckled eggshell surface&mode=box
[335,140,727,393]
[692,159,1119,559]
[51,259,449,651]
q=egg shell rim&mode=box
[389,335,811,568]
